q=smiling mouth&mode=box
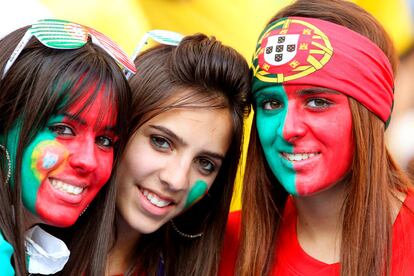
[281,152,320,162]
[50,179,84,195]
[139,187,173,208]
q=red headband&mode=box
[252,17,394,124]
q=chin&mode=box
[44,215,79,228]
[130,219,165,234]
[37,207,80,228]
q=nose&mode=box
[69,136,98,175]
[159,156,191,192]
[282,103,307,143]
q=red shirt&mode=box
[219,191,414,275]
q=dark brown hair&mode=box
[238,0,411,275]
[0,25,131,275]
[115,33,250,276]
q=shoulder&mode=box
[391,189,414,274]
[218,210,241,276]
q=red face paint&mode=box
[34,86,118,227]
[283,85,353,195]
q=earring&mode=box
[170,219,203,239]
[0,144,11,186]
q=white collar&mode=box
[25,225,70,274]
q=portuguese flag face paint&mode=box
[252,16,393,196]
[5,85,117,227]
[254,84,354,196]
[6,115,68,214]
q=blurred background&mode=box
[2,0,414,210]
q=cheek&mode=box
[22,138,69,213]
[184,180,208,209]
[330,110,354,170]
[95,153,114,187]
[31,141,69,180]
[122,139,158,180]
[318,106,354,158]
[256,112,280,146]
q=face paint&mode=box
[22,135,69,212]
[255,85,296,194]
[184,179,208,209]
[255,85,353,196]
[5,85,118,227]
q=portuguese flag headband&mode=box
[251,16,394,125]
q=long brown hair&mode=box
[238,0,411,275]
[115,33,250,276]
[0,25,131,275]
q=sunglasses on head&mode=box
[130,29,184,62]
[2,19,137,80]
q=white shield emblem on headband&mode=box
[264,34,299,66]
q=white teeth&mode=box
[282,152,318,162]
[141,188,171,208]
[50,179,84,195]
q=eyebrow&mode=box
[149,125,188,147]
[63,112,86,125]
[62,112,116,133]
[198,150,225,162]
[298,88,341,96]
[149,125,226,161]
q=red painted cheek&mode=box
[294,97,354,196]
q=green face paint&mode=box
[253,85,297,195]
[184,179,208,209]
[4,115,65,213]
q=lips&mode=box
[137,186,175,217]
[50,179,85,195]
[281,152,320,162]
[139,187,173,208]
[45,177,89,205]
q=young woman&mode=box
[106,33,250,275]
[219,0,414,275]
[0,19,134,275]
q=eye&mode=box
[262,99,282,110]
[150,135,171,151]
[196,158,216,175]
[96,136,114,148]
[48,124,74,136]
[306,98,332,109]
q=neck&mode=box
[294,178,347,264]
[23,208,42,230]
[106,212,141,275]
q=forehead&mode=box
[142,107,232,152]
[62,84,118,128]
